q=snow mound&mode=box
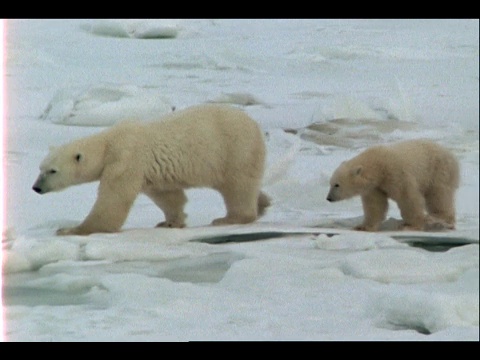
[81,20,181,39]
[26,273,106,294]
[341,245,479,284]
[40,84,174,127]
[290,94,452,149]
[4,237,79,273]
[369,268,479,334]
[299,117,418,149]
[82,229,217,262]
[313,232,404,251]
[3,227,236,274]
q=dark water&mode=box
[193,230,478,253]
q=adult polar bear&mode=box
[33,104,270,236]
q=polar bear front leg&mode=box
[144,189,187,228]
[57,170,141,236]
[355,190,389,232]
[56,190,137,236]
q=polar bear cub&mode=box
[327,139,459,231]
[33,104,270,235]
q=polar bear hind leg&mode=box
[396,188,428,230]
[144,188,188,228]
[257,191,271,217]
[213,176,261,225]
[425,184,456,229]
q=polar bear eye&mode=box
[48,169,57,174]
[334,184,340,188]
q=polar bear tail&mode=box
[258,191,272,217]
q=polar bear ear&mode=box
[352,165,363,176]
[49,145,57,152]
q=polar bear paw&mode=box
[57,227,80,236]
[211,214,257,226]
[156,220,186,229]
[354,224,379,232]
[423,216,455,231]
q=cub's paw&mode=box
[354,224,378,232]
[423,218,455,231]
[400,223,425,231]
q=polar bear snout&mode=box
[326,186,340,202]
[32,181,47,194]
[326,194,337,202]
[32,176,49,194]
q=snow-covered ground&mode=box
[2,19,479,341]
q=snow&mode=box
[3,19,479,341]
[40,84,173,126]
[80,20,182,40]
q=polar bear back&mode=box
[383,140,457,189]
[354,139,459,194]
[105,104,266,190]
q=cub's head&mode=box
[326,161,371,202]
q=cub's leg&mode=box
[355,190,389,232]
[425,185,456,230]
[396,188,427,231]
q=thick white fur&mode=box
[33,104,270,235]
[327,139,459,231]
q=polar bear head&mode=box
[326,161,371,202]
[32,138,105,194]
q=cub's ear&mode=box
[351,165,363,176]
[49,145,57,152]
[75,153,82,162]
